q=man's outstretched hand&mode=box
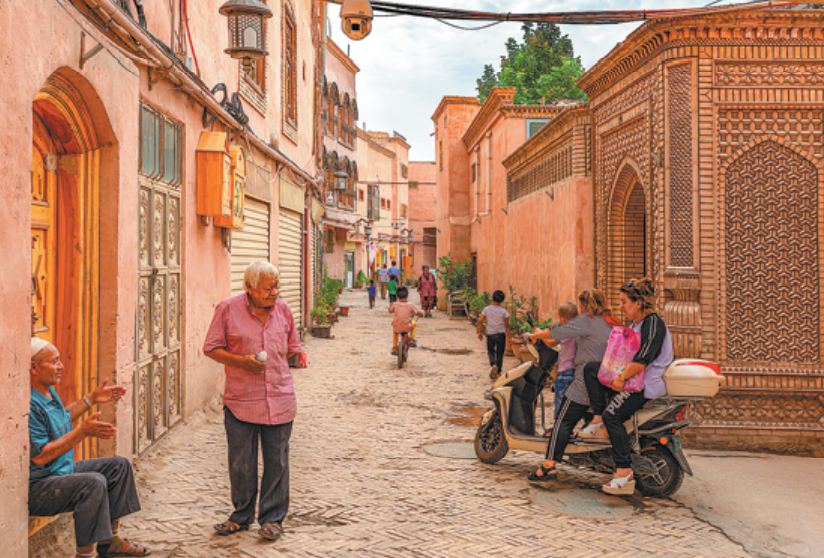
[81,412,117,439]
[91,378,127,405]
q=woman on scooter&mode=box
[522,289,621,484]
[579,277,674,495]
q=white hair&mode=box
[245,261,279,289]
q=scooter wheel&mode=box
[474,409,509,464]
[635,445,684,498]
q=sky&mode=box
[326,0,719,161]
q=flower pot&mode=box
[328,312,337,324]
[310,324,332,339]
[509,334,527,358]
[505,333,514,356]
[339,306,350,317]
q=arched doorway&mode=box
[607,163,647,314]
[31,72,105,461]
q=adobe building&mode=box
[408,161,439,273]
[577,7,824,455]
[436,7,824,455]
[0,1,324,553]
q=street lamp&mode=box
[401,228,414,244]
[219,0,274,69]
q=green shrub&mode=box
[436,253,473,294]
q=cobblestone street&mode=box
[87,292,751,557]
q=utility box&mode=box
[196,131,232,217]
[215,146,246,229]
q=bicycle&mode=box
[397,331,411,369]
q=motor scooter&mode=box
[473,336,724,498]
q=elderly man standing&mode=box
[29,338,150,558]
[204,261,302,542]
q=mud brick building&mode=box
[437,8,824,455]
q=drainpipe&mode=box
[81,0,319,187]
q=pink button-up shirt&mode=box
[203,294,302,425]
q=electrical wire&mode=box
[182,0,201,77]
[360,0,797,26]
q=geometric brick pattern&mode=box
[62,292,755,558]
[667,63,693,268]
[724,139,819,362]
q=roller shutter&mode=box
[231,197,271,296]
[278,209,303,330]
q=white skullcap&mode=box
[31,337,50,358]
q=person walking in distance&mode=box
[367,279,377,309]
[204,261,302,542]
[477,290,510,379]
[378,263,389,300]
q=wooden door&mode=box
[31,138,58,344]
[135,104,183,455]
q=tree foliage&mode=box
[476,22,587,105]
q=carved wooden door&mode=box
[135,105,183,455]
[31,144,57,343]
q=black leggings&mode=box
[544,396,590,462]
[583,361,649,469]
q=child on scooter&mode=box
[367,279,377,309]
[390,286,423,355]
[554,302,579,419]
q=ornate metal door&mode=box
[135,105,183,455]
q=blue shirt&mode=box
[30,387,74,483]
[388,266,401,279]
[367,285,376,297]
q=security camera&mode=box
[341,0,373,41]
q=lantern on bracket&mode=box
[219,0,274,68]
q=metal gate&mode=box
[278,209,303,330]
[231,197,271,295]
[135,104,183,455]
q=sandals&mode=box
[214,521,249,536]
[259,522,284,541]
[98,539,152,556]
[603,472,635,495]
[527,465,558,483]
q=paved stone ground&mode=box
[33,290,753,558]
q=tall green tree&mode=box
[476,22,587,105]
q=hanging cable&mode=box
[182,0,201,77]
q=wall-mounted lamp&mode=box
[400,228,414,244]
[219,0,274,69]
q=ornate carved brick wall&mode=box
[580,9,824,455]
[723,140,819,363]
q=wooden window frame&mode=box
[283,3,298,132]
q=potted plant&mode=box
[310,299,332,338]
[467,289,492,325]
[503,286,537,359]
[355,270,368,289]
[436,253,474,312]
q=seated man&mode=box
[29,338,150,558]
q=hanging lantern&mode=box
[365,222,373,237]
[219,0,274,68]
[407,229,413,244]
[333,169,350,191]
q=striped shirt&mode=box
[203,294,302,425]
[30,387,74,482]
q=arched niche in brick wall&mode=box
[606,159,648,315]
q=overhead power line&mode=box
[331,0,799,26]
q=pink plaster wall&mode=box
[408,162,438,271]
[432,101,480,274]
[0,1,320,552]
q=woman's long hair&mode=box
[578,288,622,327]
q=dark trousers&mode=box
[544,396,590,462]
[486,333,506,370]
[369,295,375,308]
[28,456,141,548]
[583,361,649,468]
[224,407,292,526]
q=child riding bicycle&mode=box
[390,286,423,355]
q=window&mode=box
[471,163,477,183]
[401,204,408,218]
[140,104,183,187]
[337,161,355,211]
[387,200,391,211]
[283,4,298,130]
[400,163,408,179]
[527,119,550,139]
[359,188,365,202]
[438,140,443,171]
[324,228,334,253]
[368,185,380,220]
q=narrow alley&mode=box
[29,291,756,558]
